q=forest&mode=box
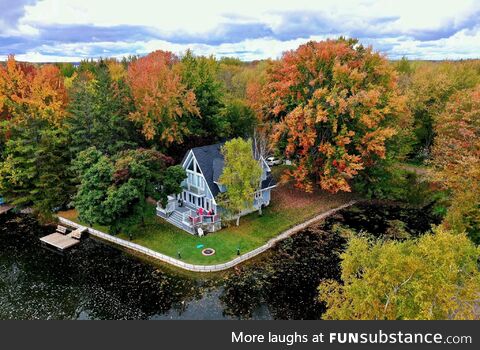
[1,38,479,319]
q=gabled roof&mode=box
[261,172,276,190]
[182,142,276,198]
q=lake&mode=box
[0,202,440,319]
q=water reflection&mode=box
[0,202,440,320]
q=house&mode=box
[156,143,276,235]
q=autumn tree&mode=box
[262,39,410,193]
[0,56,67,128]
[127,50,199,145]
[217,57,246,98]
[218,138,262,226]
[319,228,480,320]
[431,85,480,243]
[0,57,72,219]
[406,61,480,160]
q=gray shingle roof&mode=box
[182,142,276,198]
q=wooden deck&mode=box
[40,233,80,250]
[0,205,13,215]
[40,227,87,251]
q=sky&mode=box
[1,0,480,62]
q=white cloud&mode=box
[1,0,480,61]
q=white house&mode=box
[157,143,276,235]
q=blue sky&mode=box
[1,0,480,62]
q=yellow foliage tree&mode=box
[432,85,480,242]
[319,228,480,320]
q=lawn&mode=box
[59,165,355,264]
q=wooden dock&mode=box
[40,227,87,251]
[0,205,13,215]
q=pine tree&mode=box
[67,62,140,156]
[0,121,73,220]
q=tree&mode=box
[406,61,480,161]
[217,57,246,98]
[74,148,183,235]
[157,165,186,208]
[74,153,114,226]
[319,228,480,320]
[67,61,140,155]
[218,138,262,226]
[432,85,480,243]
[220,99,256,138]
[0,57,71,220]
[0,55,33,127]
[0,56,67,128]
[0,124,73,221]
[262,39,410,193]
[127,50,199,145]
[179,50,225,140]
[57,62,76,78]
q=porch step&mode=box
[163,211,195,235]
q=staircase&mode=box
[165,211,195,235]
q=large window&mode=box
[186,157,204,190]
[187,172,203,189]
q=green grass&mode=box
[59,168,355,265]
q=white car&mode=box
[266,156,282,166]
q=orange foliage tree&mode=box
[127,50,199,145]
[432,85,480,241]
[262,39,408,193]
[0,55,67,128]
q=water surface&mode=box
[0,202,440,320]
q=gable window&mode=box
[187,159,194,171]
[185,155,205,193]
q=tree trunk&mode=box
[236,215,240,226]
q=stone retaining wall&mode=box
[58,200,357,272]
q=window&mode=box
[206,200,210,211]
[187,159,194,171]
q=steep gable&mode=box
[181,142,276,198]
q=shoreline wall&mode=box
[58,200,357,272]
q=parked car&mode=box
[266,156,282,166]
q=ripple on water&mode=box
[0,202,440,319]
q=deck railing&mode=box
[182,210,220,227]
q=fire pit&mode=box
[201,248,216,256]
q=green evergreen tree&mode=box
[67,62,140,156]
[221,99,257,138]
[0,121,73,220]
[180,50,225,140]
